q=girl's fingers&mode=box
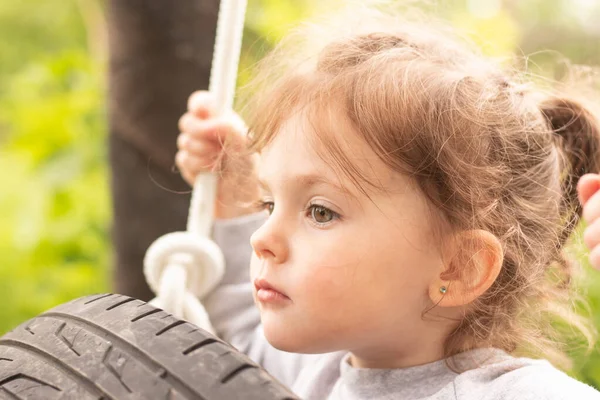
[589,245,600,270]
[178,113,239,145]
[176,97,250,190]
[178,112,198,133]
[177,132,220,156]
[175,151,218,176]
[582,189,600,224]
[180,169,196,187]
[187,90,215,119]
[578,173,600,207]
[583,219,600,250]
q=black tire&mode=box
[0,293,298,400]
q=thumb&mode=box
[188,90,216,119]
[577,174,600,206]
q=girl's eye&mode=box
[265,202,275,215]
[258,200,274,215]
[309,205,338,224]
[257,200,339,224]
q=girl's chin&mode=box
[261,315,339,354]
[261,314,311,352]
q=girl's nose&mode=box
[250,217,289,264]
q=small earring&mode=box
[439,286,447,294]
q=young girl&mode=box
[175,6,600,399]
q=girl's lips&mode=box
[254,278,291,304]
[256,288,291,303]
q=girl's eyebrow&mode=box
[258,173,355,197]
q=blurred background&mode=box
[0,0,599,388]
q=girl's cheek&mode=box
[296,262,363,334]
[296,229,363,291]
[296,255,357,303]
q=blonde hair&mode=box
[241,5,600,369]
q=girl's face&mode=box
[250,112,450,365]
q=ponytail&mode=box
[539,97,600,244]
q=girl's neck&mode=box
[349,341,447,369]
[347,317,460,370]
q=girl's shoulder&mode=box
[454,354,600,400]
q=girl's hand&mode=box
[579,173,600,270]
[176,90,259,219]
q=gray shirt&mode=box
[203,213,600,399]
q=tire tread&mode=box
[0,294,298,400]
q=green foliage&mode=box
[0,0,598,389]
[565,235,600,386]
[0,0,108,332]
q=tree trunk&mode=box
[107,0,219,300]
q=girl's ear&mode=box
[428,230,503,307]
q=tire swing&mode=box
[0,1,297,399]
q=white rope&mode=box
[143,0,248,334]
